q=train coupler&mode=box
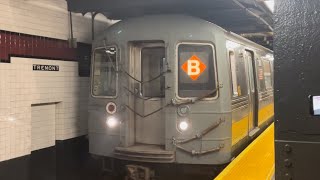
[125,164,155,180]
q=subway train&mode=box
[89,14,274,179]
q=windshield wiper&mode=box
[171,88,218,106]
[103,40,169,86]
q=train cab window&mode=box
[178,44,217,98]
[92,47,117,97]
[141,47,165,98]
[229,51,248,97]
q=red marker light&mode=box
[106,102,117,114]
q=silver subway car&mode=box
[89,15,274,178]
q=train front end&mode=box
[88,15,232,176]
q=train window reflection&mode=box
[229,50,248,97]
[141,47,165,98]
[263,60,272,90]
[229,51,238,96]
[92,47,117,97]
[178,44,216,98]
[257,59,266,91]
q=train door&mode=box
[132,42,166,145]
[244,50,259,136]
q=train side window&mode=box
[141,47,165,98]
[262,60,272,89]
[270,61,274,87]
[178,43,217,98]
[229,51,248,97]
[257,59,266,91]
[92,47,117,97]
[229,51,238,96]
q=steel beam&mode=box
[274,0,320,179]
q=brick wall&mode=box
[0,31,92,77]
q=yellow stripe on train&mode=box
[258,103,274,126]
[232,103,274,145]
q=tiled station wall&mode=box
[0,0,112,76]
[0,0,113,162]
[31,104,56,151]
[0,57,90,162]
[0,0,111,43]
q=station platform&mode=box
[215,123,274,180]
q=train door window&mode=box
[92,47,117,97]
[141,47,165,98]
[229,50,248,97]
[262,60,272,89]
[229,51,238,96]
[270,61,274,87]
[245,51,255,93]
[178,43,217,98]
[256,59,266,92]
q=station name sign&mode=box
[33,64,59,71]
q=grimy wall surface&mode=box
[274,1,320,179]
[0,0,110,43]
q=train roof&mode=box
[102,14,273,53]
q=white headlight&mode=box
[179,121,189,131]
[106,116,118,128]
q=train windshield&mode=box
[178,43,217,98]
[92,47,117,97]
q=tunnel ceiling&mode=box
[66,0,273,48]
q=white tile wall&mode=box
[0,0,112,43]
[0,57,89,162]
[31,104,56,151]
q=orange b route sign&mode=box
[181,55,206,81]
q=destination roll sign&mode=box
[33,64,59,71]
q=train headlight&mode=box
[106,102,117,114]
[106,116,118,128]
[179,121,189,131]
[178,118,190,132]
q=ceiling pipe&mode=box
[69,11,74,41]
[68,11,77,48]
[91,12,98,40]
[232,0,273,31]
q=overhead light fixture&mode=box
[264,0,274,13]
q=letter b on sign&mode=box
[181,55,207,81]
[187,60,200,76]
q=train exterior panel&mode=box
[88,14,273,170]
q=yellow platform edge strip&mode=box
[215,123,274,180]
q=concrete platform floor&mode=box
[215,123,274,180]
[0,136,218,180]
[0,136,113,180]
